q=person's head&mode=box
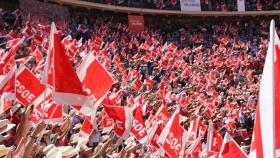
[52,124,61,133]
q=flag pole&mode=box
[270,19,276,158]
[37,22,57,142]
[41,22,56,113]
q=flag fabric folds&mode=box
[77,53,115,115]
[16,66,45,106]
[157,108,187,158]
[218,133,248,158]
[103,104,133,139]
[42,23,91,113]
[250,20,279,158]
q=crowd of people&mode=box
[85,0,280,11]
[0,4,278,158]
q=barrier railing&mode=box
[49,0,280,16]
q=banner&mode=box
[180,0,201,11]
[16,66,45,106]
[237,0,245,11]
[128,15,144,34]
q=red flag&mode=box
[77,53,115,115]
[218,133,247,158]
[15,56,31,65]
[131,104,148,144]
[152,37,159,45]
[131,78,142,91]
[186,137,202,158]
[7,31,18,39]
[21,26,33,37]
[167,43,177,51]
[182,48,190,56]
[251,20,279,158]
[0,38,23,75]
[198,122,208,138]
[32,88,52,108]
[6,38,20,48]
[110,41,118,52]
[112,55,121,65]
[33,34,43,45]
[42,23,90,107]
[80,117,94,138]
[62,35,72,47]
[157,109,187,158]
[144,79,155,91]
[274,29,280,158]
[0,98,13,114]
[15,66,45,106]
[103,105,133,138]
[101,113,114,130]
[155,104,170,124]
[186,119,200,142]
[33,49,43,63]
[145,115,157,131]
[206,121,223,153]
[43,103,63,123]
[0,66,16,99]
[148,121,163,148]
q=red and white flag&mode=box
[80,117,94,138]
[15,56,31,65]
[0,53,15,76]
[33,34,43,45]
[32,88,52,108]
[33,49,43,63]
[103,105,133,139]
[250,20,280,158]
[155,104,170,125]
[186,118,200,142]
[151,37,159,45]
[131,104,148,144]
[6,31,18,39]
[16,66,45,106]
[206,121,223,153]
[144,79,155,91]
[148,120,164,148]
[186,137,202,158]
[77,53,115,115]
[43,103,63,123]
[0,98,13,114]
[6,38,20,49]
[101,112,114,130]
[110,41,118,52]
[218,133,248,158]
[131,78,142,91]
[0,66,16,99]
[42,23,90,108]
[21,26,33,37]
[145,104,169,133]
[0,38,23,75]
[157,109,188,158]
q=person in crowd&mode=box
[0,6,278,157]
